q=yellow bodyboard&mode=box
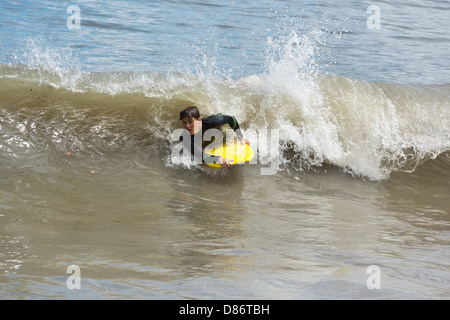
[205,143,254,169]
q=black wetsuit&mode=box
[180,114,244,164]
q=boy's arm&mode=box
[203,114,245,139]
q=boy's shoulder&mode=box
[203,113,227,121]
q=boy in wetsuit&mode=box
[179,106,250,168]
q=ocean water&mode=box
[0,0,449,300]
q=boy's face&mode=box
[181,116,202,135]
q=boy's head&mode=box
[179,106,200,120]
[180,106,202,135]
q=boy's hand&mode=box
[218,157,233,168]
[239,138,250,145]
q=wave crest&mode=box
[1,31,448,181]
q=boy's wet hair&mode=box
[179,106,201,120]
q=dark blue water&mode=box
[1,0,449,83]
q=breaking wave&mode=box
[1,34,448,181]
